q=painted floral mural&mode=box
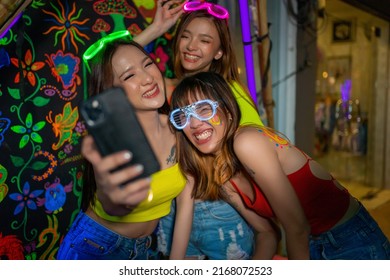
[0,0,175,260]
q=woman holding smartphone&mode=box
[57,31,193,260]
[134,0,262,260]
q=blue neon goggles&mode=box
[169,99,219,130]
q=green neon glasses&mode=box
[83,30,133,72]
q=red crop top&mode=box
[230,151,350,235]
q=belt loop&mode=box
[356,205,376,232]
[325,231,340,248]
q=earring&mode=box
[215,50,223,60]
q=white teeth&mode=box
[195,130,211,140]
[185,54,198,60]
[144,86,157,97]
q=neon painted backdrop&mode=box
[0,0,175,260]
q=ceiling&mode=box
[342,0,390,21]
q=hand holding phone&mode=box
[79,87,161,183]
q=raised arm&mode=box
[134,0,186,47]
[233,128,310,259]
[81,135,152,216]
[169,176,194,259]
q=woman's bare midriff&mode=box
[85,207,159,239]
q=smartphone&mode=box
[79,86,161,182]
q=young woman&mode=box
[134,0,264,259]
[169,71,390,260]
[136,0,262,125]
[56,32,193,260]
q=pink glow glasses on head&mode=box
[183,1,229,20]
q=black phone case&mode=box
[79,87,161,181]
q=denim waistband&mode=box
[310,202,374,240]
[74,211,151,247]
[194,200,230,211]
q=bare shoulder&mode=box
[233,127,266,157]
[236,126,291,146]
[234,126,268,147]
[234,126,292,158]
[234,126,261,137]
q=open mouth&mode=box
[194,129,212,141]
[183,53,200,62]
[143,84,158,98]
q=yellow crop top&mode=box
[92,163,186,223]
[230,81,263,126]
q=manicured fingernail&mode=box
[134,164,144,172]
[123,151,132,160]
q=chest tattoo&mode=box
[166,145,176,164]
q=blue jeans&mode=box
[157,200,254,259]
[56,211,152,260]
[310,203,390,259]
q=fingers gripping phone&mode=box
[80,87,161,182]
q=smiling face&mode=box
[111,44,165,111]
[178,95,228,155]
[178,17,223,76]
[171,72,241,157]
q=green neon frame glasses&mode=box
[83,30,133,72]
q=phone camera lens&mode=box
[84,100,104,125]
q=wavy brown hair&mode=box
[172,9,256,109]
[170,72,243,200]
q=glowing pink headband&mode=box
[183,1,229,20]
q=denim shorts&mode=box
[309,203,390,259]
[56,211,152,260]
[157,199,254,259]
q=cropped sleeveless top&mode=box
[230,81,263,126]
[230,150,350,235]
[92,163,186,223]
